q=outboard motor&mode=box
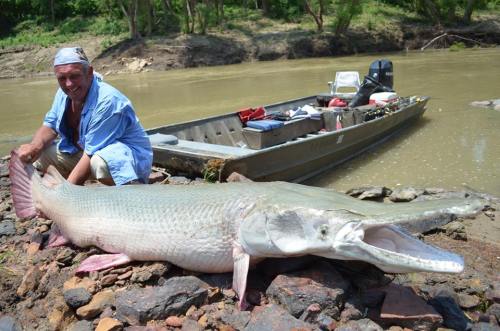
[368,59,393,90]
[349,59,394,108]
[348,76,394,108]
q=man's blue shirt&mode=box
[43,75,152,185]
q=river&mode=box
[0,48,499,195]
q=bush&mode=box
[449,41,466,51]
[89,17,127,35]
[59,16,90,34]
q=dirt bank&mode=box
[0,19,499,79]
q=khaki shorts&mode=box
[34,144,112,181]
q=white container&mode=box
[369,92,398,106]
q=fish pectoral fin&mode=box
[76,253,132,273]
[47,224,70,248]
[232,242,250,310]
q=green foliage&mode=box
[449,41,466,51]
[332,0,363,35]
[89,17,128,35]
[59,16,91,34]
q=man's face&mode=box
[54,63,93,103]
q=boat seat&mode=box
[149,133,179,145]
[328,71,360,96]
[156,139,254,158]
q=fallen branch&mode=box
[421,33,488,50]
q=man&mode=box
[18,47,152,185]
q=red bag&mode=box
[328,98,347,108]
[238,107,266,124]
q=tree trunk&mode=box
[119,0,140,39]
[50,0,55,25]
[304,0,324,32]
[262,0,270,16]
[463,0,475,24]
[145,0,153,36]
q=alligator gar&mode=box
[9,150,484,307]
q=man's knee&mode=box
[90,154,115,185]
[34,144,80,178]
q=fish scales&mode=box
[36,180,283,272]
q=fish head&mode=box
[239,206,464,274]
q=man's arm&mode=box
[67,153,91,185]
[18,125,58,163]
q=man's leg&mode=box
[90,154,115,186]
[34,143,82,178]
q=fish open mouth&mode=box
[329,223,464,274]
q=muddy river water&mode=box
[0,48,499,195]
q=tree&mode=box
[119,0,140,39]
[332,0,362,35]
[304,0,326,32]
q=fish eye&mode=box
[318,224,329,239]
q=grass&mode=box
[0,16,128,49]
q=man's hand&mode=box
[18,125,57,163]
[18,142,44,163]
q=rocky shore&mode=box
[0,18,499,79]
[0,154,499,331]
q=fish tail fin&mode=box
[9,149,37,218]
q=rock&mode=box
[0,163,8,177]
[0,316,21,331]
[16,265,42,296]
[266,261,349,318]
[64,287,93,309]
[379,284,443,330]
[316,312,337,331]
[486,286,500,304]
[389,187,425,202]
[168,176,192,185]
[470,99,500,110]
[165,316,184,327]
[181,319,203,331]
[55,248,76,265]
[219,309,251,330]
[0,220,16,236]
[130,262,169,283]
[458,293,481,309]
[471,322,500,331]
[115,276,208,325]
[68,320,94,331]
[100,274,118,287]
[76,289,116,319]
[340,301,364,322]
[443,221,467,240]
[345,186,391,200]
[335,318,383,331]
[429,294,471,331]
[96,317,123,331]
[148,171,166,184]
[244,304,314,331]
[487,303,500,323]
[64,276,98,294]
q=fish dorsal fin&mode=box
[42,165,66,188]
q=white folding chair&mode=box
[328,71,361,96]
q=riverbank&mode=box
[0,155,499,330]
[0,18,499,79]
